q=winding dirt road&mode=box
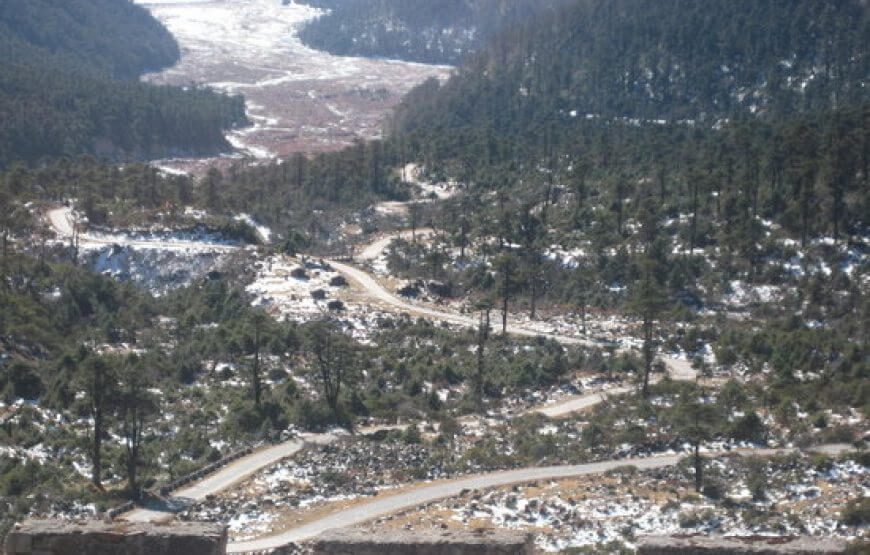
[47,207,240,253]
[124,437,318,523]
[225,443,852,553]
[328,256,696,382]
[49,205,701,540]
[49,205,694,383]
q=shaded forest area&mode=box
[297,0,571,65]
[391,0,868,134]
[0,0,247,168]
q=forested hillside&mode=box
[393,0,868,131]
[0,0,867,545]
[380,0,868,362]
[0,0,246,167]
[297,0,570,64]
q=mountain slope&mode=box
[0,0,179,79]
[379,0,868,339]
[298,0,571,65]
[0,0,247,167]
[392,0,868,138]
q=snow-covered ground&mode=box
[135,0,451,172]
[384,456,868,552]
[246,254,401,342]
[47,206,250,293]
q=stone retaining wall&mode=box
[105,444,256,519]
[4,520,227,555]
[310,528,534,555]
[637,535,849,554]
[156,446,255,497]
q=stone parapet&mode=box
[637,535,849,554]
[311,527,534,555]
[5,519,227,555]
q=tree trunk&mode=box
[689,182,698,255]
[252,320,262,407]
[92,409,103,489]
[693,442,703,492]
[459,217,468,261]
[476,309,490,413]
[127,449,138,499]
[501,263,511,334]
[641,314,653,398]
[529,258,538,320]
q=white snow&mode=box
[234,213,272,243]
[137,0,451,163]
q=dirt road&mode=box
[47,207,240,253]
[225,443,853,553]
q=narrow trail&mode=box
[327,251,695,381]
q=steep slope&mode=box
[0,0,247,167]
[392,0,868,137]
[0,0,179,79]
[377,0,868,375]
[298,0,571,65]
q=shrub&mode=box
[678,508,716,528]
[402,425,422,444]
[730,412,766,443]
[841,498,870,526]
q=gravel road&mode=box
[225,444,853,553]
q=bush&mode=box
[730,412,767,443]
[745,458,768,501]
[841,498,870,526]
[293,400,352,431]
[678,508,716,528]
[702,479,727,500]
[2,362,44,401]
[321,469,352,488]
[402,425,422,444]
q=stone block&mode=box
[311,527,534,555]
[637,535,849,555]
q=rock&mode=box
[636,535,849,554]
[311,527,534,555]
[4,519,227,555]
